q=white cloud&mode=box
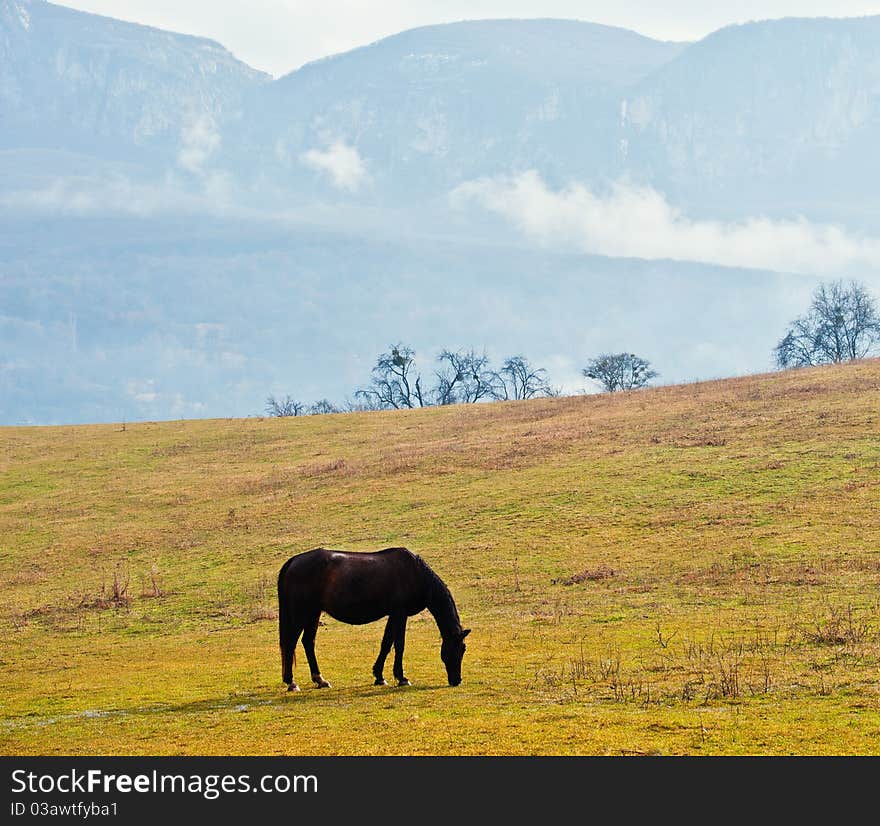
[452,171,880,276]
[1,176,185,216]
[0,172,391,234]
[194,323,225,344]
[126,378,158,404]
[300,141,369,192]
[220,351,247,368]
[177,115,221,174]
[0,174,242,218]
[539,352,587,396]
[170,393,206,417]
[123,379,206,415]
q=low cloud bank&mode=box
[452,171,880,275]
[300,141,369,192]
[178,116,221,175]
[1,175,217,217]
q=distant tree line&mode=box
[265,395,342,417]
[265,346,659,416]
[264,280,880,417]
[353,346,562,410]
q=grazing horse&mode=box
[277,547,470,691]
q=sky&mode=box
[59,0,880,77]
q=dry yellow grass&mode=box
[2,360,880,754]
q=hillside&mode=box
[2,360,880,755]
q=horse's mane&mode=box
[413,553,461,636]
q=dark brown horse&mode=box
[277,547,470,691]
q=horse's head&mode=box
[440,628,471,686]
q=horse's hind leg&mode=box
[302,615,331,688]
[279,588,304,692]
[281,623,303,692]
[372,617,394,686]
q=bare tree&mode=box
[309,399,340,415]
[435,349,500,405]
[265,395,304,416]
[774,316,819,370]
[774,280,880,369]
[583,353,658,392]
[496,355,554,400]
[356,344,430,409]
[341,396,381,413]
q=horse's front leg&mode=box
[372,617,394,686]
[392,615,411,686]
[302,617,331,688]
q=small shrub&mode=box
[554,566,615,585]
[80,563,131,610]
[140,564,164,598]
[797,605,873,647]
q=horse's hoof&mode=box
[287,683,300,692]
[314,679,331,689]
[374,678,388,686]
[397,678,412,687]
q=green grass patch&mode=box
[2,360,880,754]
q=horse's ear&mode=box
[461,628,471,639]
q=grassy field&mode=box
[2,360,880,755]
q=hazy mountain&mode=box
[619,16,880,223]
[226,14,880,220]
[3,3,880,425]
[229,19,686,201]
[0,0,267,165]
[5,4,880,217]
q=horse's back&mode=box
[277,546,427,623]
[279,546,414,574]
[278,546,331,577]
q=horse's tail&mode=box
[278,557,296,681]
